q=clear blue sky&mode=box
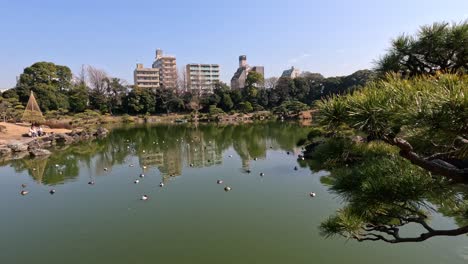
[1,0,467,88]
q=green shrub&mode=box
[208,105,224,115]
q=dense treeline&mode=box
[0,61,375,120]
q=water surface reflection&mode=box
[4,122,309,185]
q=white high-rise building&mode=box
[186,64,220,94]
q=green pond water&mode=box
[0,122,467,264]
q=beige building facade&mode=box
[133,49,177,89]
[134,64,160,88]
[152,49,177,89]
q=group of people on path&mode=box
[28,124,44,137]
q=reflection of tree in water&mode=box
[8,143,101,185]
[22,157,48,183]
[6,122,309,185]
[307,139,468,243]
[232,125,267,170]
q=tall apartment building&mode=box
[186,63,220,94]
[281,66,301,79]
[134,64,160,89]
[231,55,264,89]
[152,49,177,89]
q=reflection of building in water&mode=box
[186,138,222,168]
[139,148,182,181]
[137,133,223,182]
[140,152,164,169]
[161,147,183,180]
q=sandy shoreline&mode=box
[0,122,71,145]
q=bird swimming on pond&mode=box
[294,166,298,171]
[287,151,290,155]
[20,190,29,196]
[134,179,140,184]
[49,189,56,194]
[159,182,164,187]
[190,163,194,167]
[139,174,145,178]
[88,181,95,185]
[141,195,148,201]
[228,155,233,158]
[104,168,108,171]
[260,172,265,176]
[217,180,223,184]
[224,186,231,191]
[129,164,134,167]
[21,184,26,188]
[309,192,316,197]
[254,157,257,161]
[246,169,251,173]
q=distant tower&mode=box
[239,55,247,68]
[156,49,163,59]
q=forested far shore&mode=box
[0,62,375,123]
